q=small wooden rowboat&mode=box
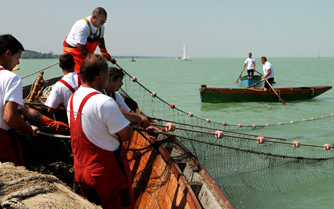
[239,75,262,87]
[200,85,332,103]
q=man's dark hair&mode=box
[261,56,267,61]
[80,54,108,83]
[59,53,75,70]
[0,34,24,56]
[108,67,124,81]
[92,7,107,18]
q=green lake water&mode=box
[15,57,334,209]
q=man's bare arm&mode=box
[4,102,37,136]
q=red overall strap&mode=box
[70,91,99,122]
[69,91,101,166]
[77,73,81,87]
[59,79,76,93]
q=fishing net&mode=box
[19,64,334,207]
[118,66,334,201]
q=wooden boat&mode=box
[239,75,262,87]
[16,72,233,208]
[200,85,332,103]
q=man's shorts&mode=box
[264,77,274,89]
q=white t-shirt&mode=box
[0,67,24,130]
[45,72,80,109]
[103,90,131,112]
[263,61,274,79]
[67,86,129,151]
[65,16,105,47]
[245,57,255,70]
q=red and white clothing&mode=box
[0,66,25,166]
[67,86,129,151]
[245,57,255,70]
[67,86,134,208]
[65,16,105,48]
[63,16,105,73]
[104,90,131,112]
[263,61,274,79]
[45,72,81,109]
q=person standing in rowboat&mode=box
[261,56,275,91]
[67,54,134,209]
[104,67,150,128]
[63,7,116,73]
[0,34,69,166]
[45,54,81,114]
[242,52,256,78]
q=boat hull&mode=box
[200,85,332,103]
[240,75,262,87]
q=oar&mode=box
[263,77,287,105]
[255,70,263,76]
[236,69,245,83]
[246,79,265,88]
[255,70,276,84]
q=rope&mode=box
[136,127,332,150]
[151,132,334,160]
[21,62,59,79]
[149,117,287,141]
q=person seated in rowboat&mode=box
[104,67,150,128]
[45,54,81,113]
[63,7,116,73]
[242,52,256,78]
[67,54,134,209]
[0,34,69,166]
[261,56,275,91]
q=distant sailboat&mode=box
[130,56,136,62]
[181,43,191,61]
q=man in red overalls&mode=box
[67,54,134,209]
[0,34,69,166]
[63,7,116,73]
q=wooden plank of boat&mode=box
[19,74,233,208]
[200,85,332,103]
[239,75,262,87]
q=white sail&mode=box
[181,43,190,61]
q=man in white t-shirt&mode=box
[261,56,275,91]
[242,52,256,78]
[63,7,116,73]
[67,54,134,208]
[104,67,150,128]
[0,34,68,166]
[45,53,81,113]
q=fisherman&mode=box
[104,67,150,128]
[0,34,69,166]
[63,7,116,73]
[261,56,274,91]
[242,52,256,78]
[67,54,134,209]
[45,54,81,113]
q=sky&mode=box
[1,0,334,58]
